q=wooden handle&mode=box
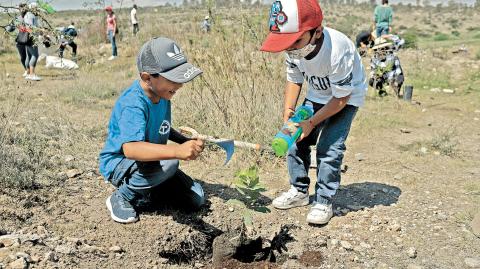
[178,126,263,150]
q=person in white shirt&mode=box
[261,0,367,225]
[130,4,139,36]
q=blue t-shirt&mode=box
[99,80,171,179]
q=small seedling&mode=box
[227,166,270,234]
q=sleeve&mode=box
[389,8,393,24]
[329,52,355,98]
[117,106,147,146]
[285,54,304,84]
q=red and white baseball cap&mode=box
[261,0,323,52]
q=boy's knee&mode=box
[161,159,179,179]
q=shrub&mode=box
[0,100,52,189]
[433,33,450,41]
[402,30,418,48]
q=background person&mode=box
[105,6,117,60]
[24,2,41,81]
[201,15,211,33]
[374,0,393,38]
[355,30,375,56]
[59,22,78,62]
[14,3,29,78]
[131,4,139,36]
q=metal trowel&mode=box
[178,126,264,165]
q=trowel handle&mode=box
[178,126,263,151]
[232,141,262,150]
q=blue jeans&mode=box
[107,30,118,56]
[25,45,38,68]
[376,25,389,37]
[109,158,205,210]
[287,99,358,205]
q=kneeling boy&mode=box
[99,37,205,223]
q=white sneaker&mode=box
[108,56,116,61]
[306,203,333,225]
[272,186,309,209]
[22,71,28,77]
[28,74,42,81]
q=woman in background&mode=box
[24,2,41,81]
[105,6,118,60]
[14,4,29,78]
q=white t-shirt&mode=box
[130,8,137,24]
[286,27,367,107]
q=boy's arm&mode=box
[284,56,304,122]
[169,128,192,144]
[388,8,393,30]
[297,95,350,141]
[122,140,204,162]
[113,16,117,35]
[309,95,350,126]
[283,81,302,122]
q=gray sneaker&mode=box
[106,191,138,224]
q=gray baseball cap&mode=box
[137,37,202,83]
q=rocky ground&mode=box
[1,86,479,268]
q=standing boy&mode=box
[99,37,205,224]
[261,0,367,225]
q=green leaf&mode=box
[252,206,271,213]
[234,178,249,189]
[234,186,246,196]
[227,199,246,208]
[246,166,258,178]
[251,184,266,192]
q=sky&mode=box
[0,0,475,10]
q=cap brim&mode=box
[260,31,306,52]
[159,62,203,83]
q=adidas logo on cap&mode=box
[166,44,185,61]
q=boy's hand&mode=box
[283,108,295,123]
[296,120,314,142]
[175,139,204,161]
